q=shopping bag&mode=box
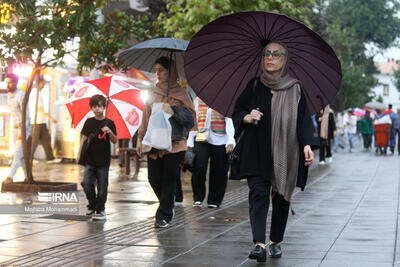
[142,102,173,151]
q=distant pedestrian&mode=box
[78,94,117,220]
[27,75,61,163]
[360,110,373,151]
[316,105,336,164]
[344,109,357,152]
[3,74,30,184]
[136,57,196,228]
[187,97,235,208]
[332,112,345,152]
[392,108,400,154]
[232,43,317,262]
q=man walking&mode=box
[28,76,61,163]
[3,74,30,183]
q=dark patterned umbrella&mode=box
[184,11,342,116]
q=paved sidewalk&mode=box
[0,148,399,266]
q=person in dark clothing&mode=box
[136,57,196,228]
[232,43,318,262]
[78,94,117,220]
[360,110,373,151]
[316,105,336,164]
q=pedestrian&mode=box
[316,105,336,164]
[3,73,31,184]
[332,112,345,152]
[360,110,373,151]
[78,94,117,220]
[118,138,129,167]
[384,104,396,154]
[232,42,317,262]
[27,75,61,163]
[392,108,400,154]
[187,97,235,208]
[344,109,357,152]
[136,57,196,228]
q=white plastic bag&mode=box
[142,102,173,151]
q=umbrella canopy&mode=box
[66,76,144,139]
[118,38,189,79]
[365,101,386,110]
[184,11,342,116]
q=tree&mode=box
[306,0,400,111]
[0,0,155,183]
[157,0,316,40]
[394,68,400,93]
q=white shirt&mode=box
[344,114,357,134]
[28,88,46,124]
[187,98,235,148]
[8,89,30,136]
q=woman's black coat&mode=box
[316,112,336,140]
[232,77,318,190]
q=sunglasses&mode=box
[264,50,285,59]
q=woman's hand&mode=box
[243,109,263,124]
[304,145,313,166]
[136,139,142,158]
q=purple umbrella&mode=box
[184,11,342,116]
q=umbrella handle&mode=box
[166,50,173,98]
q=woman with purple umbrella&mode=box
[232,42,318,262]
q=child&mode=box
[78,94,117,220]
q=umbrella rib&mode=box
[290,68,319,114]
[137,48,162,70]
[233,16,264,41]
[187,37,255,51]
[225,53,261,115]
[288,45,341,76]
[120,48,146,67]
[186,49,259,81]
[289,61,332,109]
[247,13,264,40]
[185,42,260,67]
[290,53,341,88]
[272,26,309,42]
[194,24,261,42]
[268,19,293,41]
[266,15,281,41]
[210,51,259,113]
[194,52,259,97]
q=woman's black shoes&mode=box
[248,245,266,262]
[268,243,282,258]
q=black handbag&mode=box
[78,120,108,166]
[228,79,258,180]
[228,129,246,180]
[170,106,195,141]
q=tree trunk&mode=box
[21,57,41,184]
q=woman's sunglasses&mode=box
[264,51,285,59]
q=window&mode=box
[383,84,390,96]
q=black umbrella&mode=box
[118,38,189,96]
[184,11,342,116]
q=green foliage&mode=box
[307,0,400,111]
[394,68,400,93]
[377,94,383,103]
[158,0,316,40]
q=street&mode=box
[0,147,399,266]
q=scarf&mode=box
[320,105,331,140]
[260,43,301,202]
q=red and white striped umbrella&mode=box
[66,76,144,139]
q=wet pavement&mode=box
[0,144,399,266]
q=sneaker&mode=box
[174,201,183,207]
[319,161,325,165]
[154,219,169,228]
[207,204,219,208]
[86,209,95,216]
[92,211,106,220]
[327,157,332,163]
[48,158,62,164]
[192,201,202,207]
